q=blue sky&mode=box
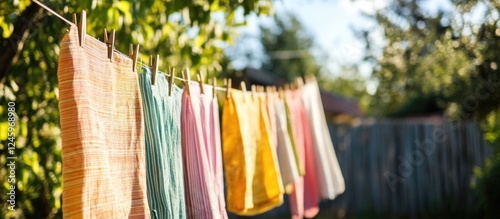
[228,0,457,94]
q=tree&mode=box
[259,13,323,81]
[0,0,271,218]
[258,13,369,107]
[224,12,370,112]
[361,0,500,119]
[359,0,500,216]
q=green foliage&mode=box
[474,110,500,218]
[361,0,500,216]
[255,12,371,106]
[473,154,500,218]
[364,0,500,119]
[319,66,371,113]
[0,0,270,218]
[259,13,322,81]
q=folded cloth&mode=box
[222,90,284,216]
[58,25,150,218]
[139,67,186,219]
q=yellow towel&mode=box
[58,25,150,218]
[222,90,284,216]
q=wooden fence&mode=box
[233,119,492,218]
[327,119,491,217]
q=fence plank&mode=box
[325,120,490,216]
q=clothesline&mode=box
[32,0,75,27]
[51,1,346,217]
[32,0,309,93]
[135,61,229,92]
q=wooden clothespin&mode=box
[240,81,247,102]
[197,72,205,94]
[103,28,115,62]
[305,75,316,83]
[278,86,284,99]
[183,69,191,95]
[226,78,232,98]
[296,77,304,88]
[169,67,175,96]
[73,11,86,47]
[251,85,257,99]
[151,54,159,85]
[129,44,140,73]
[212,77,217,99]
[103,28,108,43]
[240,81,247,92]
[148,55,153,66]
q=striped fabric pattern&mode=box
[180,82,228,219]
[139,67,186,219]
[58,25,150,218]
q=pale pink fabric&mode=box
[286,90,306,219]
[300,92,321,218]
[181,82,228,219]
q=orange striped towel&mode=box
[58,25,150,218]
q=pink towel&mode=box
[302,101,321,218]
[287,89,323,218]
[181,82,228,219]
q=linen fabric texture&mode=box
[139,67,186,219]
[222,90,284,216]
[58,25,150,218]
[181,82,228,219]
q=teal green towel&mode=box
[139,66,186,219]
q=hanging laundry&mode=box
[301,107,321,218]
[58,25,150,218]
[302,80,345,200]
[222,90,284,216]
[180,82,228,219]
[285,92,305,176]
[275,96,300,192]
[284,98,303,176]
[266,91,278,149]
[285,90,307,219]
[139,67,186,219]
